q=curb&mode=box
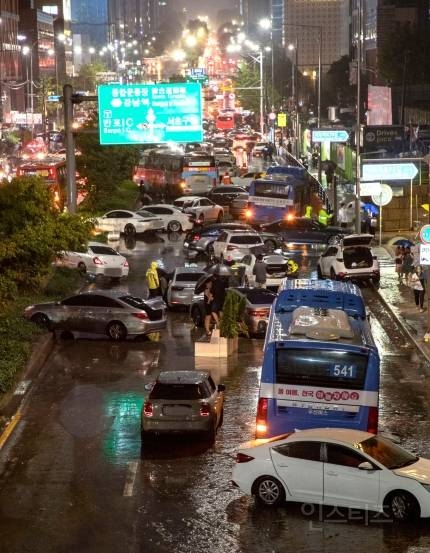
[0,332,55,448]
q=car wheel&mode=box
[77,262,87,274]
[191,305,204,327]
[168,220,182,232]
[124,224,136,236]
[106,321,127,341]
[217,211,223,223]
[253,476,285,507]
[30,313,51,330]
[330,268,338,281]
[317,265,323,279]
[264,239,276,253]
[385,491,420,522]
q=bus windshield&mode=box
[253,181,291,199]
[276,348,368,390]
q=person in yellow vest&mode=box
[145,261,160,297]
[304,205,313,219]
[318,207,333,226]
[286,259,299,278]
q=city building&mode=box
[0,0,20,123]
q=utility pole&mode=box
[355,0,363,234]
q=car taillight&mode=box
[367,406,378,434]
[171,285,184,291]
[193,234,201,241]
[200,404,210,416]
[256,398,268,437]
[93,256,104,265]
[123,260,129,268]
[247,309,269,317]
[236,452,255,463]
[143,402,153,417]
[132,312,149,320]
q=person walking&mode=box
[253,254,267,288]
[394,245,405,281]
[211,273,228,327]
[145,261,160,297]
[401,246,414,285]
[203,280,215,336]
[337,201,348,228]
[410,265,426,312]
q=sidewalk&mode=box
[374,239,430,368]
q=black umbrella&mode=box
[207,263,233,276]
[194,273,212,294]
[393,238,415,248]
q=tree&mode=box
[0,177,92,300]
[75,114,141,211]
[324,56,355,107]
[379,21,430,85]
[233,62,261,115]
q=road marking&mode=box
[123,460,139,497]
[0,409,22,451]
[150,351,160,369]
[13,380,31,396]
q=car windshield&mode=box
[175,272,205,282]
[356,436,419,469]
[90,245,120,256]
[136,210,156,218]
[150,383,204,400]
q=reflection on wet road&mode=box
[0,234,430,552]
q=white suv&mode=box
[317,234,380,283]
[211,230,265,263]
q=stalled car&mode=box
[166,267,207,309]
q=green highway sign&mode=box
[361,162,418,181]
[98,83,203,145]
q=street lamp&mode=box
[259,18,274,111]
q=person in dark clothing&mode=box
[253,254,267,288]
[211,274,228,326]
[203,280,215,335]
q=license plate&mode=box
[184,242,189,247]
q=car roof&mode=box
[156,370,209,385]
[175,195,203,201]
[284,427,375,444]
[174,266,206,274]
[88,241,115,248]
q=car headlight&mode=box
[421,483,430,493]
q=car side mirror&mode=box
[144,383,154,391]
[217,384,226,392]
[358,461,375,470]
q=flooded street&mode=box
[1,235,430,552]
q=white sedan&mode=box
[94,209,164,236]
[231,428,430,521]
[136,205,194,232]
[55,241,129,279]
[173,196,224,225]
[231,253,293,290]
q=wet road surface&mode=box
[1,235,430,553]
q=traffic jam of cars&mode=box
[25,136,425,524]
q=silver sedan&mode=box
[23,290,167,341]
[166,267,207,309]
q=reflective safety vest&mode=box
[304,205,312,218]
[318,209,332,226]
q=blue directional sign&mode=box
[47,95,61,102]
[361,162,418,181]
[311,128,349,142]
[98,83,203,145]
[420,224,430,244]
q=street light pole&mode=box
[259,51,264,136]
[355,0,363,234]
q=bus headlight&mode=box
[245,209,253,219]
[180,180,187,189]
[285,212,295,221]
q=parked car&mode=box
[206,185,248,207]
[183,222,254,259]
[217,160,239,178]
[230,193,249,219]
[136,205,194,232]
[231,427,430,521]
[317,233,380,283]
[258,217,349,250]
[232,171,265,190]
[173,196,224,225]
[166,267,207,309]
[23,291,167,341]
[190,286,277,336]
[141,371,225,441]
[232,253,295,290]
[211,229,265,264]
[94,209,164,236]
[54,241,129,280]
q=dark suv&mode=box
[141,371,225,441]
[183,222,254,258]
[206,185,248,206]
[258,217,349,250]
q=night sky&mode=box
[179,0,233,23]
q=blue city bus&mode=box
[256,279,380,438]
